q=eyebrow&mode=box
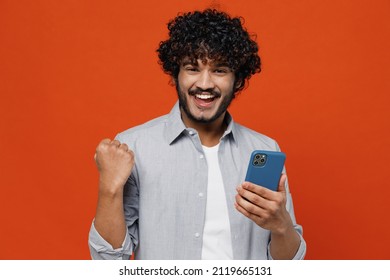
[213,62,230,68]
[181,60,196,67]
[180,59,230,68]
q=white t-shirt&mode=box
[201,144,234,259]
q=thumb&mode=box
[277,173,287,193]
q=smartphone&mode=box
[244,150,286,191]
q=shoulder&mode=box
[233,122,281,151]
[115,114,169,143]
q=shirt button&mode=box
[194,232,200,238]
[189,131,195,136]
[199,154,204,159]
[198,192,204,198]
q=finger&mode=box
[100,138,111,144]
[234,202,262,225]
[118,143,129,151]
[110,139,121,147]
[234,201,251,218]
[277,173,287,193]
[236,185,267,208]
[241,181,275,200]
[96,138,111,154]
[235,193,264,217]
[128,149,135,158]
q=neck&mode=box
[180,109,227,147]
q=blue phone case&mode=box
[244,150,286,191]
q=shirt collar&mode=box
[165,101,238,146]
[165,102,187,144]
[222,111,238,146]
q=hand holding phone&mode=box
[244,150,286,191]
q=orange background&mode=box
[1,0,389,259]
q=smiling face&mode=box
[176,58,237,126]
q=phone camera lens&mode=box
[254,161,259,165]
[260,158,265,163]
[255,154,260,160]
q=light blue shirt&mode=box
[88,102,306,260]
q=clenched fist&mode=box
[94,138,135,195]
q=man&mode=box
[89,9,306,260]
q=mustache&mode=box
[188,88,221,98]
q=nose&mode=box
[194,70,215,90]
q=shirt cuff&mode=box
[88,220,133,260]
[267,233,307,260]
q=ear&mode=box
[234,79,244,91]
[169,76,177,87]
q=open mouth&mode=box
[194,93,216,103]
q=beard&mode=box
[176,84,235,124]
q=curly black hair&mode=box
[157,9,261,92]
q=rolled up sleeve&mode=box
[88,220,133,260]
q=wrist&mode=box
[271,217,294,237]
[98,178,124,198]
[272,224,292,237]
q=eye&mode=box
[213,68,231,75]
[184,67,199,73]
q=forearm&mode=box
[94,182,127,249]
[269,225,301,260]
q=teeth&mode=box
[195,94,214,100]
